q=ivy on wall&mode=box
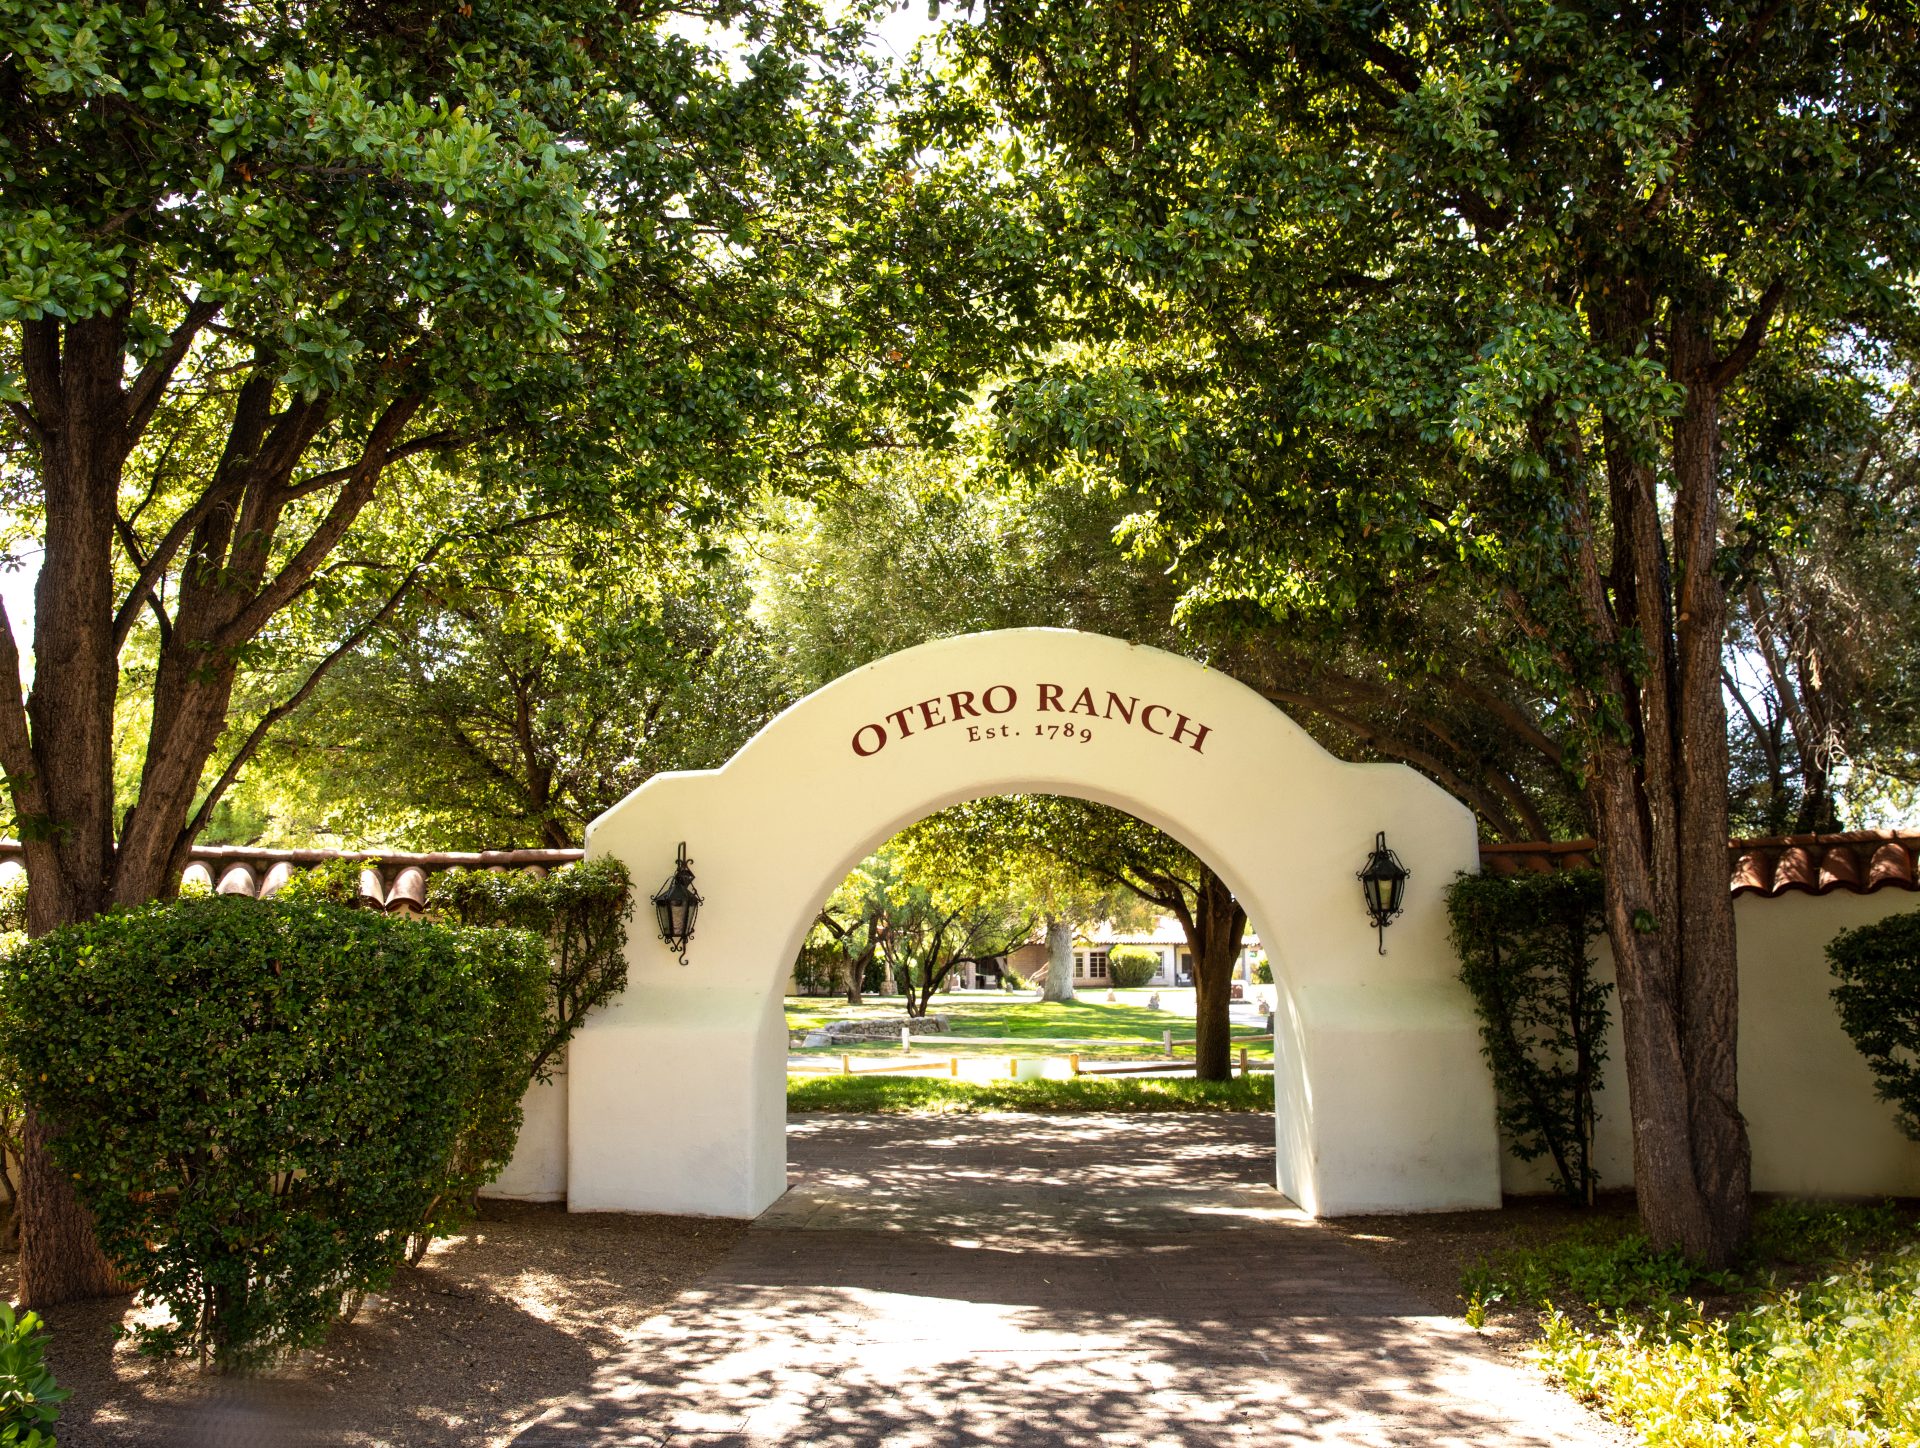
[1446,869,1611,1205]
[428,856,633,1085]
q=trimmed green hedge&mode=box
[0,897,545,1370]
[1828,907,1920,1139]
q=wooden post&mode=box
[1009,1057,1018,1079]
[901,1026,910,1052]
[950,1057,959,1077]
[1239,1047,1249,1078]
[1163,1029,1174,1059]
[1070,1052,1081,1077]
[842,1053,852,1076]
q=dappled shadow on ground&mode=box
[511,1115,1634,1447]
[24,1204,744,1447]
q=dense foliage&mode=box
[953,0,1920,1262]
[0,899,546,1368]
[1447,870,1611,1205]
[0,1303,66,1447]
[1105,946,1158,990]
[1827,908,1920,1140]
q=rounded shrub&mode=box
[0,896,546,1370]
[1828,907,1920,1138]
[1107,946,1159,990]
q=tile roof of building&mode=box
[0,830,1913,909]
[0,844,584,914]
[1480,831,1919,899]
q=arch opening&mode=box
[784,794,1284,1091]
[569,629,1501,1219]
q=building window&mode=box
[1177,951,1194,984]
[1078,950,1108,979]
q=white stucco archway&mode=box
[572,628,1501,1218]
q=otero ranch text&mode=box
[849,684,1213,758]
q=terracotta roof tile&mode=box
[1,831,1914,911]
[1480,831,1920,899]
[0,844,584,915]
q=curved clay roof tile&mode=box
[1867,841,1916,891]
[1818,846,1863,893]
[216,864,257,898]
[388,866,428,911]
[1730,850,1774,896]
[259,861,293,899]
[1771,846,1819,894]
[356,867,386,908]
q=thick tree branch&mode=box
[216,392,424,648]
[122,299,220,450]
[0,600,46,822]
[1710,278,1786,390]
[182,540,447,844]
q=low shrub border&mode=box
[788,1074,1271,1113]
[0,897,546,1370]
[1462,1202,1919,1442]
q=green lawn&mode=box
[787,1074,1272,1114]
[785,992,1275,1061]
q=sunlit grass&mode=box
[784,993,1275,1059]
[787,1074,1273,1114]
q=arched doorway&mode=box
[570,629,1500,1217]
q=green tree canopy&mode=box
[952,0,1920,1263]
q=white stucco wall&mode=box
[484,1066,569,1202]
[563,628,1499,1219]
[1497,887,1920,1199]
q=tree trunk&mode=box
[1041,916,1075,1002]
[1565,310,1752,1266]
[1180,868,1246,1082]
[13,314,133,1307]
[18,1111,122,1307]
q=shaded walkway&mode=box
[511,1115,1632,1447]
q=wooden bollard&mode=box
[1070,1052,1081,1077]
[950,1057,959,1077]
[1163,1029,1174,1059]
[1239,1047,1249,1078]
[901,1026,910,1052]
[842,1053,852,1076]
[1009,1057,1018,1079]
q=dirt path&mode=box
[510,1114,1636,1446]
[27,1114,1637,1446]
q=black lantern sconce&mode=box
[1357,831,1409,955]
[651,842,702,966]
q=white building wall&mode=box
[1498,887,1920,1199]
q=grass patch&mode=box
[1463,1201,1920,1442]
[784,994,1275,1059]
[787,1074,1272,1114]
